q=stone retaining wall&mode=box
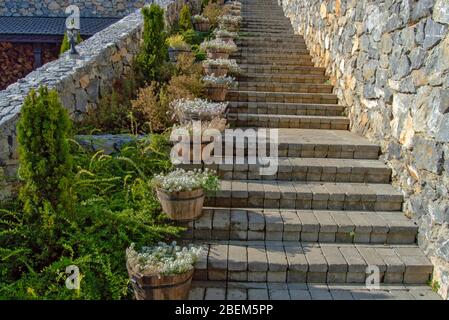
[0,0,148,17]
[0,0,199,191]
[281,0,449,298]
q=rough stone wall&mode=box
[0,0,148,17]
[282,0,449,298]
[0,0,199,183]
[0,42,60,90]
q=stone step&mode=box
[181,157,391,183]
[196,154,389,180]
[237,82,333,94]
[239,64,326,75]
[234,52,312,60]
[228,113,349,130]
[206,180,403,211]
[237,36,306,43]
[189,282,442,300]
[228,101,345,116]
[237,47,309,55]
[239,29,295,35]
[185,208,417,244]
[179,157,391,184]
[193,241,433,284]
[238,73,329,84]
[236,58,314,67]
[236,40,307,49]
[215,128,379,159]
[227,90,338,104]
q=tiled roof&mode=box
[0,16,120,36]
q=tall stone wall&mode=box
[282,0,449,298]
[0,0,199,196]
[0,0,148,17]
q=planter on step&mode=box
[206,84,229,102]
[194,21,210,32]
[168,47,191,63]
[206,50,230,59]
[127,264,194,300]
[156,188,205,221]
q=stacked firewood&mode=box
[0,42,59,90]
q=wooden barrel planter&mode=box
[194,21,210,32]
[127,263,194,300]
[206,50,230,59]
[157,188,205,221]
[168,48,191,63]
[206,84,228,102]
[204,64,229,77]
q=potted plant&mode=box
[171,98,229,122]
[166,34,191,62]
[213,28,238,43]
[153,168,219,221]
[218,15,242,32]
[173,118,228,161]
[200,39,237,59]
[192,15,210,32]
[203,75,235,102]
[126,242,203,300]
[203,58,241,77]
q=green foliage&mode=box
[178,5,193,32]
[427,279,441,293]
[60,32,83,55]
[17,86,74,217]
[137,4,168,82]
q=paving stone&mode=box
[205,288,226,300]
[248,288,270,300]
[227,288,247,300]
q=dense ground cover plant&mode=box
[0,87,181,299]
[171,98,228,122]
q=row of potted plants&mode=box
[126,1,243,300]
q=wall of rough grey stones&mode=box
[0,0,148,17]
[281,0,449,298]
[0,0,200,199]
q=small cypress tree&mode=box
[17,86,73,217]
[60,32,83,55]
[179,4,193,32]
[137,4,168,81]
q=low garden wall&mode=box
[281,0,449,298]
[0,0,200,199]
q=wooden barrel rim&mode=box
[157,188,204,201]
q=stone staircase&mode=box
[184,0,439,300]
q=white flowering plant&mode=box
[153,168,219,193]
[218,15,242,26]
[171,98,228,121]
[192,14,209,23]
[202,75,236,88]
[200,39,237,53]
[126,242,203,276]
[203,58,242,74]
[213,29,238,39]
